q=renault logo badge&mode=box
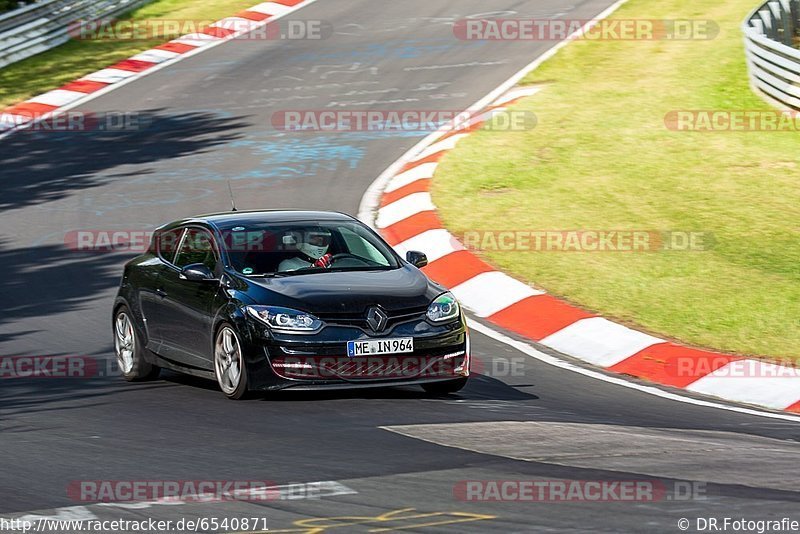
[366,307,388,332]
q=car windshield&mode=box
[218,220,400,276]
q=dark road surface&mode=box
[1,1,798,532]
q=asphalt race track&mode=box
[1,0,799,532]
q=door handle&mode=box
[155,288,168,298]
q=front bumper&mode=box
[242,314,469,391]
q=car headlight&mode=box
[426,292,460,322]
[246,306,323,333]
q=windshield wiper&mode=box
[326,266,395,272]
[272,268,327,277]
[245,266,396,278]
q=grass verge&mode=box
[0,0,259,108]
[433,0,800,361]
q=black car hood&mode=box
[244,265,440,313]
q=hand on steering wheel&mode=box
[313,253,333,268]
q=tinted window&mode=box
[157,229,183,264]
[339,226,389,265]
[174,228,218,271]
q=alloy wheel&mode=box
[214,326,243,395]
[114,311,135,374]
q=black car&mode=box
[113,210,470,399]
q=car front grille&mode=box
[316,305,428,330]
[271,352,466,381]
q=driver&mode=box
[278,228,334,271]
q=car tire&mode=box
[422,377,468,396]
[113,305,160,382]
[213,324,249,400]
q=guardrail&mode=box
[0,0,152,68]
[743,0,800,110]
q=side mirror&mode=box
[180,263,216,282]
[405,250,428,268]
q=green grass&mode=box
[0,0,258,108]
[433,0,800,361]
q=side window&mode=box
[174,228,218,271]
[338,226,390,266]
[157,229,184,264]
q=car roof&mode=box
[159,210,357,231]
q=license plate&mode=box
[347,337,414,357]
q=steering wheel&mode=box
[329,253,371,267]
